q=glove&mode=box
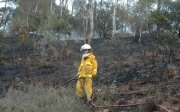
[76,74,79,77]
[76,74,81,78]
[92,74,96,78]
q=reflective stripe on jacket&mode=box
[78,74,92,78]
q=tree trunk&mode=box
[125,0,129,33]
[87,0,94,44]
[139,24,142,46]
[35,0,41,13]
[71,0,75,16]
[112,0,118,39]
[83,5,87,43]
[64,0,68,9]
[1,0,7,34]
[51,0,53,14]
[135,28,140,43]
[60,0,62,16]
[156,0,162,37]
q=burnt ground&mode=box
[0,37,180,111]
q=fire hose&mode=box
[54,76,78,89]
[53,76,173,111]
[0,76,173,111]
[54,77,148,109]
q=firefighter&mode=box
[76,44,97,102]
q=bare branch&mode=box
[109,0,115,6]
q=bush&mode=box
[17,37,34,51]
[44,14,72,34]
[159,30,180,50]
[0,31,3,38]
[0,84,88,112]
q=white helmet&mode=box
[80,44,92,51]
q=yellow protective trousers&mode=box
[76,77,92,101]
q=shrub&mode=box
[0,84,88,112]
[44,14,72,34]
[17,37,34,51]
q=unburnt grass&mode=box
[0,83,89,112]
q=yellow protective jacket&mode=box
[78,53,97,78]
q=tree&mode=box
[128,0,155,45]
[116,3,128,32]
[70,0,87,38]
[10,0,52,33]
[95,1,112,38]
[164,0,180,38]
[0,0,17,33]
[87,0,94,44]
[44,14,71,33]
[156,0,163,37]
[0,0,8,28]
[111,0,118,39]
[148,0,180,38]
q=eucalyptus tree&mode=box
[128,0,155,45]
[10,0,52,34]
[0,0,17,33]
[146,0,180,38]
[71,0,94,44]
[58,0,69,16]
[87,0,94,44]
[111,0,118,39]
[154,0,180,62]
[95,1,112,38]
[71,0,87,38]
[164,0,180,37]
[0,0,8,28]
[116,3,128,32]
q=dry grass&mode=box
[0,84,88,112]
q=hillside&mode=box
[0,36,180,112]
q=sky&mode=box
[0,1,6,7]
[0,0,17,9]
[55,0,128,11]
[0,0,127,10]
[0,0,128,12]
[0,0,177,9]
[55,0,128,4]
